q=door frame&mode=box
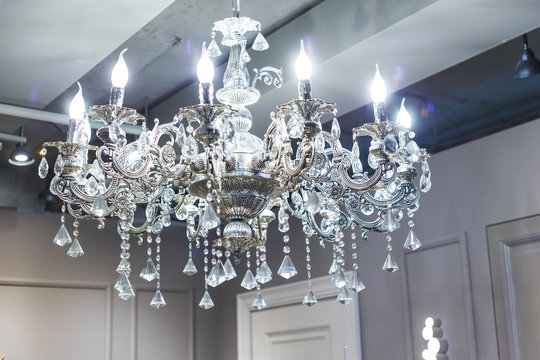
[237,272,361,360]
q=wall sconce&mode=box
[421,317,448,360]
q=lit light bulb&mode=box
[295,39,312,81]
[397,98,411,128]
[111,48,129,88]
[69,82,86,120]
[370,64,387,103]
[197,42,214,83]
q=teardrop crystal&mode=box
[306,191,323,214]
[38,157,49,179]
[54,155,64,176]
[351,141,363,174]
[382,252,399,273]
[182,135,198,157]
[138,131,150,155]
[255,261,273,284]
[405,141,421,163]
[176,124,186,149]
[252,32,269,51]
[183,257,198,276]
[383,134,398,155]
[349,270,366,293]
[404,229,422,251]
[241,49,251,63]
[241,269,257,290]
[201,204,219,229]
[67,238,84,258]
[108,120,126,144]
[150,290,167,309]
[420,174,432,193]
[331,267,348,288]
[331,118,341,139]
[252,292,267,310]
[277,255,298,279]
[116,258,131,274]
[199,290,215,310]
[85,177,99,196]
[140,257,159,281]
[90,160,105,182]
[90,194,110,217]
[315,133,325,153]
[223,258,237,280]
[328,258,338,275]
[207,38,222,57]
[303,290,318,307]
[336,286,353,305]
[53,224,72,246]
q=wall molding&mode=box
[400,232,477,360]
[236,272,361,360]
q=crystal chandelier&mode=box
[38,2,431,310]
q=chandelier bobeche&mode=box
[38,5,431,310]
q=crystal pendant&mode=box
[422,161,431,177]
[306,191,323,214]
[328,259,338,275]
[351,142,363,174]
[252,32,269,51]
[382,253,399,273]
[201,204,219,229]
[207,261,227,287]
[54,155,64,176]
[207,38,222,57]
[331,118,341,139]
[53,224,72,246]
[108,120,126,144]
[288,116,304,139]
[114,273,129,292]
[116,258,131,274]
[183,257,198,276]
[420,174,432,193]
[67,238,84,258]
[383,211,400,232]
[349,270,366,293]
[199,290,214,310]
[403,229,422,251]
[223,258,237,280]
[38,157,49,179]
[90,194,110,217]
[331,267,348,288]
[241,269,257,290]
[252,292,267,310]
[303,290,318,307]
[138,131,150,155]
[241,49,251,63]
[90,160,105,182]
[176,124,186,149]
[150,290,167,309]
[315,133,325,153]
[85,177,99,196]
[277,255,298,279]
[117,274,135,300]
[336,286,353,305]
[405,141,421,163]
[255,261,273,284]
[368,152,378,170]
[383,134,398,155]
[140,257,159,281]
[182,135,198,157]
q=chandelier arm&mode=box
[336,163,384,192]
[282,141,315,177]
[306,211,333,238]
[251,67,283,89]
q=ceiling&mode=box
[1,0,540,211]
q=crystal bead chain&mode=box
[302,236,317,306]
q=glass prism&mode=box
[176,124,186,149]
[207,38,222,57]
[206,263,219,287]
[420,173,432,193]
[252,292,267,311]
[117,274,135,300]
[116,258,131,274]
[303,290,318,307]
[383,211,400,232]
[118,285,135,301]
[54,154,64,176]
[277,255,298,279]
[328,258,338,275]
[183,257,198,276]
[140,257,159,281]
[67,238,84,258]
[382,252,399,273]
[331,118,341,139]
[223,258,237,280]
[252,32,269,51]
[53,224,72,246]
[404,229,422,251]
[331,267,347,288]
[150,290,167,309]
[405,141,421,163]
[255,261,273,284]
[241,49,251,63]
[336,286,353,305]
[241,269,257,290]
[115,273,129,292]
[182,135,198,158]
[348,270,366,293]
[306,191,322,214]
[91,194,110,217]
[85,176,99,196]
[38,157,49,179]
[383,134,398,155]
[201,204,219,229]
[199,290,214,310]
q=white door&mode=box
[237,275,361,360]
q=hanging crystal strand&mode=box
[328,247,338,275]
[252,247,268,310]
[403,212,422,251]
[150,235,166,309]
[199,238,214,309]
[335,227,352,305]
[220,226,237,281]
[67,219,84,258]
[277,234,297,279]
[303,236,317,306]
[140,234,158,281]
[53,203,72,246]
[382,235,399,273]
[348,228,365,293]
[38,147,49,179]
[183,241,198,276]
[117,232,135,300]
[241,249,257,290]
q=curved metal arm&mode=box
[282,141,315,177]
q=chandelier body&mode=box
[39,4,431,310]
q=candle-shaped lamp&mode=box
[295,39,312,100]
[197,42,214,104]
[396,98,411,129]
[110,48,129,107]
[370,64,387,123]
[67,82,90,146]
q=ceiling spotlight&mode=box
[514,34,540,79]
[8,127,34,166]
